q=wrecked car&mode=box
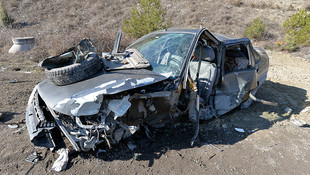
[26,28,270,151]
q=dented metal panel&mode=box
[215,70,257,115]
[37,69,167,116]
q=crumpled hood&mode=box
[37,69,168,116]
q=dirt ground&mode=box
[0,49,310,175]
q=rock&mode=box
[222,124,227,129]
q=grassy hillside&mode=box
[0,0,309,63]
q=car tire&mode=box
[45,52,102,86]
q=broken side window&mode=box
[224,44,250,73]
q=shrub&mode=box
[0,2,14,27]
[282,31,298,52]
[122,0,171,38]
[244,18,266,39]
[282,9,310,47]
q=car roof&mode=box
[157,28,250,45]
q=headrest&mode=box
[194,45,215,62]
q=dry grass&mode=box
[0,0,135,63]
[0,0,307,64]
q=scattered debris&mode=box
[133,153,141,160]
[24,71,32,74]
[8,79,18,83]
[235,128,245,133]
[9,37,35,54]
[51,148,69,172]
[25,152,40,164]
[222,124,227,129]
[0,67,6,71]
[209,154,216,160]
[13,126,26,134]
[290,118,307,127]
[8,124,19,129]
[96,149,106,158]
[251,128,259,133]
[127,141,136,151]
[301,107,309,113]
[202,143,223,152]
[209,144,224,152]
[284,107,293,114]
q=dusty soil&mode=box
[0,50,310,175]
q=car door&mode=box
[214,42,257,115]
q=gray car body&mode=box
[26,28,269,151]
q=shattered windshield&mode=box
[128,33,195,77]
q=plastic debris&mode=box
[8,124,19,129]
[235,128,245,133]
[290,118,307,127]
[284,107,293,114]
[51,148,69,172]
[24,71,32,74]
[8,79,18,83]
[25,152,40,164]
[127,141,136,151]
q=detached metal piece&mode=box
[249,91,278,106]
[25,152,40,164]
[48,107,80,151]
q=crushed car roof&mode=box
[161,28,251,45]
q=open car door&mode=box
[215,42,257,115]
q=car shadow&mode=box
[199,80,309,145]
[0,112,19,123]
[66,80,309,168]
